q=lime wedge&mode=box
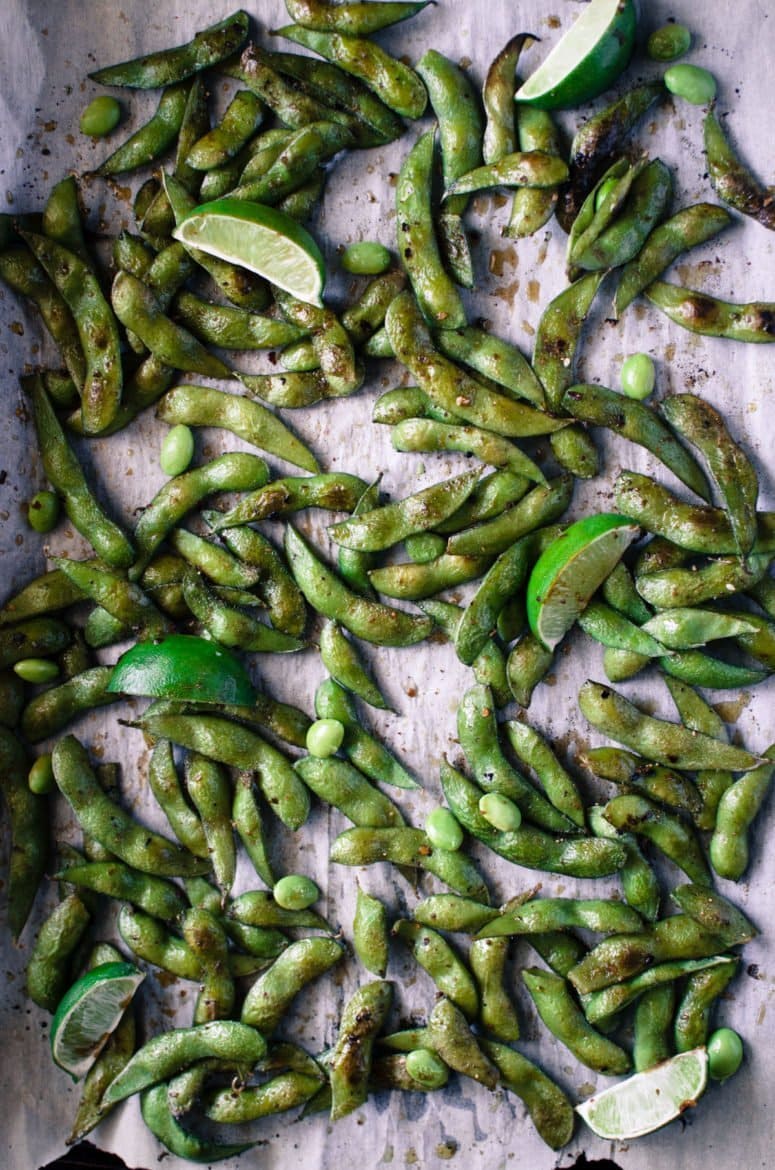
[107,633,256,706]
[173,198,326,306]
[515,0,637,109]
[526,513,639,650]
[51,961,145,1081]
[576,1048,708,1139]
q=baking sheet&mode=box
[1,1,774,1167]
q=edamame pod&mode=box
[481,1039,574,1150]
[329,980,393,1119]
[295,755,405,827]
[704,108,775,231]
[329,825,489,900]
[319,620,390,710]
[477,896,644,940]
[645,280,775,344]
[353,885,390,977]
[393,920,478,1019]
[283,0,429,35]
[95,82,190,175]
[240,937,344,1033]
[0,727,47,939]
[522,967,630,1076]
[314,677,417,790]
[90,12,250,87]
[709,746,775,879]
[25,892,92,1011]
[210,472,367,531]
[603,793,712,887]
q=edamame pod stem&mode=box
[395,130,467,329]
[0,727,47,939]
[135,712,311,830]
[645,280,775,343]
[328,468,483,552]
[330,825,489,901]
[240,937,344,1033]
[329,980,394,1120]
[562,383,711,501]
[579,680,763,771]
[111,272,231,379]
[53,736,209,877]
[284,0,430,34]
[532,272,604,411]
[704,108,775,231]
[95,82,190,176]
[22,233,123,435]
[614,202,733,316]
[284,524,433,647]
[210,471,367,530]
[90,12,249,86]
[660,393,759,556]
[416,50,483,216]
[603,794,712,887]
[102,1020,266,1107]
[273,24,427,120]
[482,1039,574,1151]
[445,151,569,199]
[477,897,644,939]
[130,452,269,579]
[440,759,626,879]
[295,755,405,827]
[522,967,630,1076]
[614,470,775,555]
[568,915,728,995]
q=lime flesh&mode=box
[515,0,637,109]
[173,198,326,306]
[576,1047,708,1139]
[527,513,639,650]
[51,961,144,1080]
[107,633,257,705]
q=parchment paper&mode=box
[1,2,774,1168]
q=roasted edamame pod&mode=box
[240,937,344,1033]
[329,979,394,1120]
[522,967,630,1076]
[0,726,47,939]
[90,12,250,87]
[703,108,775,231]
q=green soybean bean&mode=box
[482,1038,574,1150]
[329,980,393,1120]
[645,280,775,344]
[568,914,727,995]
[707,1027,744,1081]
[295,755,404,828]
[80,95,122,137]
[394,130,467,329]
[603,793,712,886]
[614,203,732,316]
[210,472,366,531]
[329,825,489,901]
[22,235,122,435]
[503,719,586,829]
[13,657,58,684]
[469,937,520,1042]
[704,108,775,231]
[522,967,630,1075]
[314,677,417,790]
[340,241,392,275]
[446,475,573,558]
[130,452,269,579]
[400,1049,448,1090]
[55,860,187,921]
[425,806,464,852]
[94,81,190,175]
[426,996,499,1089]
[284,524,432,647]
[137,712,311,831]
[27,490,61,535]
[240,937,344,1033]
[477,897,644,940]
[275,23,427,120]
[479,791,522,832]
[183,753,236,895]
[141,1083,253,1163]
[532,272,604,411]
[710,746,775,879]
[319,621,390,711]
[584,956,732,1026]
[393,919,478,1019]
[664,63,716,105]
[159,425,194,477]
[329,469,483,552]
[578,680,763,770]
[506,633,554,708]
[102,1020,266,1108]
[562,382,710,500]
[632,984,676,1072]
[391,418,551,481]
[636,554,770,609]
[306,718,345,758]
[0,727,47,939]
[661,392,759,556]
[417,598,511,708]
[20,666,118,743]
[25,892,92,1012]
[440,759,626,879]
[620,352,656,399]
[53,734,209,877]
[353,884,390,977]
[90,12,249,87]
[457,684,578,834]
[675,959,739,1053]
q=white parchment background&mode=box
[1,1,774,1168]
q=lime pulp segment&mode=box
[50,961,145,1080]
[576,1047,709,1139]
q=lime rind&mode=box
[51,961,145,1080]
[515,0,636,109]
[527,513,639,650]
[173,197,326,306]
[576,1047,708,1139]
[107,633,257,706]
